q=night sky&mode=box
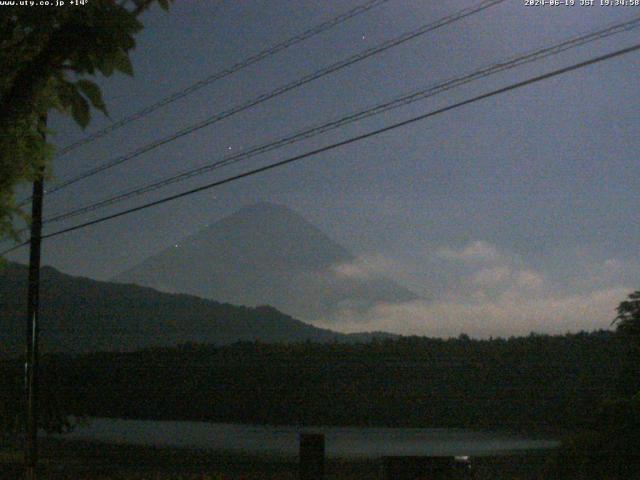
[5,0,640,337]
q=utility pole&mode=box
[24,115,46,480]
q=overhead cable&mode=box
[41,14,640,225]
[3,41,638,256]
[54,0,392,157]
[36,0,506,199]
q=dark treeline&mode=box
[0,330,632,432]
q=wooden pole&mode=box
[24,116,45,480]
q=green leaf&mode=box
[96,55,115,76]
[113,48,134,76]
[76,79,108,116]
[69,88,90,129]
[55,79,77,109]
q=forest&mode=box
[1,330,634,433]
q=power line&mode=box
[39,15,640,226]
[3,42,638,256]
[33,0,506,200]
[53,0,392,158]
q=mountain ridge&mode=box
[0,261,396,357]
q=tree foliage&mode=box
[0,330,624,432]
[541,291,640,479]
[612,290,640,341]
[543,393,640,479]
[0,0,172,242]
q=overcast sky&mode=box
[5,0,640,337]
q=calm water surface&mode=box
[59,418,559,458]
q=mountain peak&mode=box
[114,204,419,323]
[219,202,315,231]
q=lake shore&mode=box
[55,417,560,458]
[1,435,554,479]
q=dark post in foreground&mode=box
[299,433,325,480]
[24,117,46,480]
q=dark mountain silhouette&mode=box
[0,261,394,357]
[114,202,419,322]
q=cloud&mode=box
[436,241,503,263]
[321,286,629,339]
[320,240,634,339]
[443,241,546,295]
[331,255,395,281]
[515,270,544,291]
[472,266,511,287]
[564,255,639,292]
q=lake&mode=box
[59,418,559,458]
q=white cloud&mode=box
[318,241,634,339]
[436,240,503,263]
[472,266,511,287]
[438,241,547,301]
[514,270,544,291]
[333,262,370,280]
[331,255,394,280]
[471,266,544,296]
[564,254,639,292]
[320,286,629,339]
